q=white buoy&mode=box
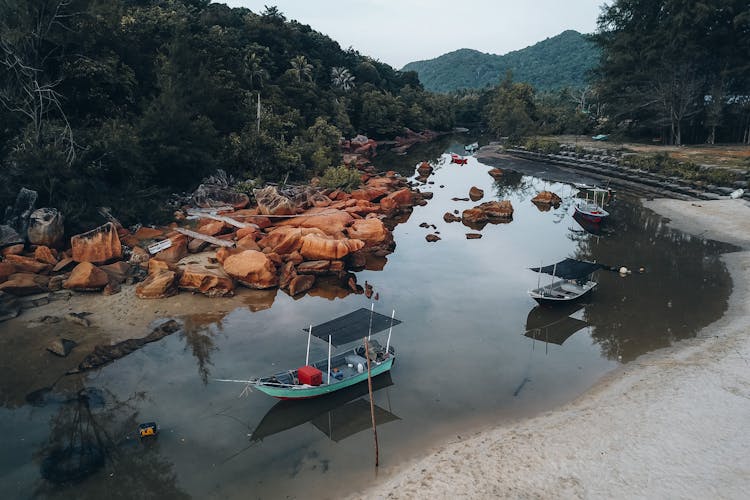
[619,266,629,275]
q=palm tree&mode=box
[331,66,355,92]
[243,52,268,89]
[289,55,313,83]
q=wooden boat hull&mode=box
[574,204,609,223]
[528,280,597,305]
[254,353,395,400]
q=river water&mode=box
[0,138,734,499]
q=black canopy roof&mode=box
[304,308,402,346]
[529,258,603,279]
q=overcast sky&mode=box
[220,1,605,68]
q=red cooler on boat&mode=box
[298,365,322,386]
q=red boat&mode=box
[450,153,468,165]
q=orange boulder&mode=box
[222,250,278,289]
[299,234,365,260]
[135,269,178,299]
[71,222,123,264]
[64,262,110,291]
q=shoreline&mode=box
[355,198,750,499]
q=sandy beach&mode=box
[355,198,750,499]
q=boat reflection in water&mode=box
[523,304,589,347]
[250,373,398,443]
[572,210,605,236]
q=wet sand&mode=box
[355,198,750,499]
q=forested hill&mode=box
[0,0,456,229]
[402,30,599,93]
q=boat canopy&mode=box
[304,307,402,346]
[529,258,603,279]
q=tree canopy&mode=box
[0,0,459,229]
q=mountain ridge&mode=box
[402,30,599,93]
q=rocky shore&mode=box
[355,198,750,499]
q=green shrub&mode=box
[319,165,362,192]
[522,138,560,154]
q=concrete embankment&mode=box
[477,144,749,202]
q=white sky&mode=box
[219,1,605,68]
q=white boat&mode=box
[528,258,604,305]
[574,187,610,222]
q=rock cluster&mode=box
[0,171,424,318]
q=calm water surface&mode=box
[0,139,734,499]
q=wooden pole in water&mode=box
[364,337,379,467]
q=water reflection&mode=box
[524,305,589,346]
[33,386,188,499]
[250,373,396,443]
[0,149,737,499]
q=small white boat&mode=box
[528,258,604,305]
[574,187,610,223]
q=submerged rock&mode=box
[469,186,484,201]
[47,338,78,357]
[531,191,562,207]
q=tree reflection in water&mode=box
[179,312,227,385]
[571,197,735,362]
[33,384,188,499]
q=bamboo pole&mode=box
[364,337,379,467]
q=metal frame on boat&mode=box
[528,258,604,305]
[574,186,610,222]
[217,307,401,400]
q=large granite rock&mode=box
[299,233,365,260]
[34,246,58,266]
[531,191,562,206]
[0,225,23,248]
[346,218,391,247]
[135,269,178,299]
[222,250,278,289]
[64,262,109,291]
[0,273,50,296]
[254,186,296,216]
[3,254,51,274]
[27,208,64,248]
[277,208,355,236]
[70,222,122,264]
[4,187,37,240]
[177,253,235,297]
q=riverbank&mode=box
[358,198,750,499]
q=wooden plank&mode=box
[147,239,173,255]
[173,227,235,247]
[187,210,259,229]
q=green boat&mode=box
[253,342,395,400]
[218,307,402,400]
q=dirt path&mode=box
[354,199,750,499]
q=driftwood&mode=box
[173,227,235,247]
[186,210,259,229]
[67,319,181,374]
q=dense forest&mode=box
[0,0,458,229]
[402,30,600,94]
[1,0,749,230]
[482,0,750,147]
